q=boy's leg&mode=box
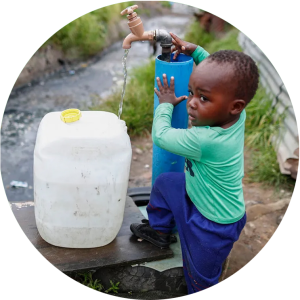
[131,172,246,293]
[130,172,185,247]
[146,172,184,233]
[178,206,247,294]
[145,172,246,293]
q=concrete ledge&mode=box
[11,197,173,273]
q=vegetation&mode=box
[244,86,293,189]
[160,1,172,9]
[204,29,242,53]
[247,145,291,188]
[244,87,286,149]
[72,272,120,293]
[184,20,215,49]
[90,58,156,136]
[44,2,132,59]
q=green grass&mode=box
[48,13,106,59]
[205,29,242,53]
[160,1,172,9]
[244,86,293,189]
[71,272,120,294]
[90,58,156,136]
[247,145,294,189]
[44,2,131,58]
[245,86,286,148]
[184,20,215,49]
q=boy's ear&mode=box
[230,99,246,115]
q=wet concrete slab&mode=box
[11,196,173,273]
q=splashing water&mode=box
[118,49,130,119]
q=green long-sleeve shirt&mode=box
[152,46,246,224]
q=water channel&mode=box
[1,14,190,202]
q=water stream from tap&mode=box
[118,49,130,119]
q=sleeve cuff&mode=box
[191,46,210,65]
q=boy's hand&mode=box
[154,74,187,106]
[170,32,197,60]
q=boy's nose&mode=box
[188,97,197,109]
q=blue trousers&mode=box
[146,172,246,294]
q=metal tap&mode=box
[121,5,172,62]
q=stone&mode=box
[135,148,143,155]
[145,142,153,149]
[245,200,261,208]
[93,266,187,294]
[248,222,255,228]
[141,171,152,180]
[243,223,254,237]
[246,198,290,222]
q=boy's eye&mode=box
[188,89,193,96]
[200,95,208,101]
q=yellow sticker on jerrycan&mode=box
[60,109,82,123]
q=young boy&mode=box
[130,33,259,294]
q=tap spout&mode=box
[122,30,155,49]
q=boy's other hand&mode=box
[170,32,197,60]
[154,74,187,106]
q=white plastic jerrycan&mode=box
[34,109,132,248]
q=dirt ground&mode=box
[128,134,293,279]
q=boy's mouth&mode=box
[188,114,196,121]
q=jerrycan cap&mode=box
[60,108,82,123]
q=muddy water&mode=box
[1,14,190,202]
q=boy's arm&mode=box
[152,103,201,161]
[170,32,209,65]
[191,46,210,65]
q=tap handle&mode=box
[120,4,138,16]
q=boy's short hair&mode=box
[205,50,259,103]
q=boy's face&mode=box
[187,61,237,127]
